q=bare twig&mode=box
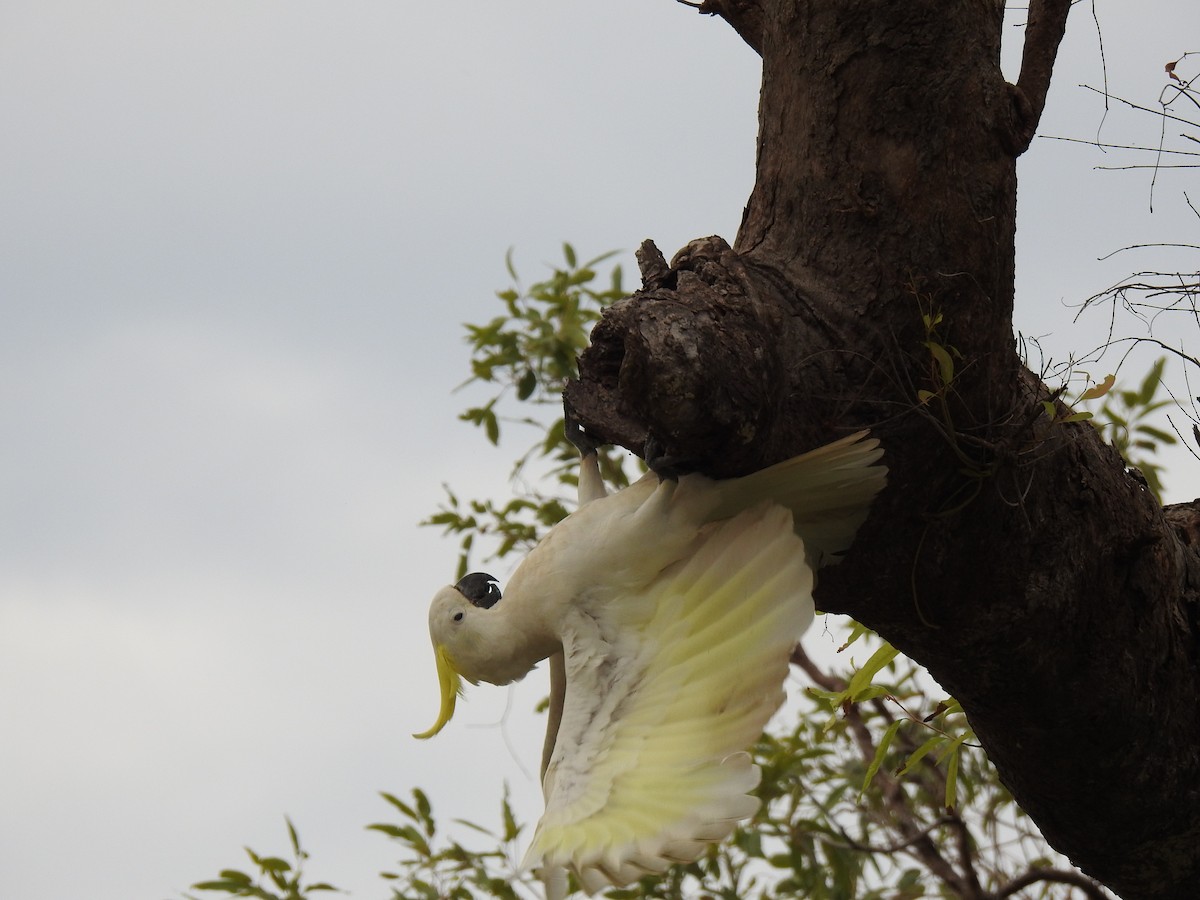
[1097,243,1200,260]
[1095,163,1200,171]
[1079,84,1200,130]
[1038,133,1200,156]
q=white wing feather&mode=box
[522,501,814,892]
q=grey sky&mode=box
[1,3,1197,899]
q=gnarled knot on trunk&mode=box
[564,236,787,478]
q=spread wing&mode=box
[522,501,814,893]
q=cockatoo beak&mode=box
[413,643,464,739]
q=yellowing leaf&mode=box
[1078,374,1115,401]
[923,341,955,386]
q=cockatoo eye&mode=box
[453,612,464,622]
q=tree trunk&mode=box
[564,1,1200,897]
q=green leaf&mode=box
[898,868,923,890]
[500,791,521,842]
[1137,357,1167,405]
[896,733,946,777]
[837,620,873,651]
[516,368,537,401]
[934,729,973,764]
[852,684,892,703]
[609,263,624,294]
[1101,408,1129,429]
[861,720,903,796]
[379,791,418,821]
[923,341,955,386]
[451,817,495,836]
[846,642,899,701]
[1136,424,1177,444]
[945,742,961,809]
[806,687,846,708]
[285,816,301,858]
[367,822,431,856]
[191,879,250,893]
[366,823,407,838]
[414,787,433,823]
[255,856,291,874]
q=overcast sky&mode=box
[2,3,1198,899]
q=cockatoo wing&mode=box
[522,500,814,893]
[709,430,886,567]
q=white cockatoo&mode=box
[415,431,886,895]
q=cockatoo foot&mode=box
[643,432,697,482]
[564,408,602,458]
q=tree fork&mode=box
[567,1,1200,896]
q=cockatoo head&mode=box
[413,572,503,739]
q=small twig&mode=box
[824,816,956,854]
[1096,242,1200,260]
[1094,163,1200,171]
[1038,133,1200,156]
[1105,336,1200,373]
[1080,84,1200,130]
[991,866,1112,900]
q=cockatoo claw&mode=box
[564,408,602,457]
[643,431,696,482]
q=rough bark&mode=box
[565,2,1200,897]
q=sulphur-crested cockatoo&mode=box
[415,431,885,895]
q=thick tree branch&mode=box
[1009,0,1074,154]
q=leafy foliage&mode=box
[189,246,1156,900]
[368,788,537,900]
[423,244,637,579]
[1078,356,1177,500]
[184,818,339,900]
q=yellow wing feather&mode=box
[522,502,813,892]
[708,430,886,566]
